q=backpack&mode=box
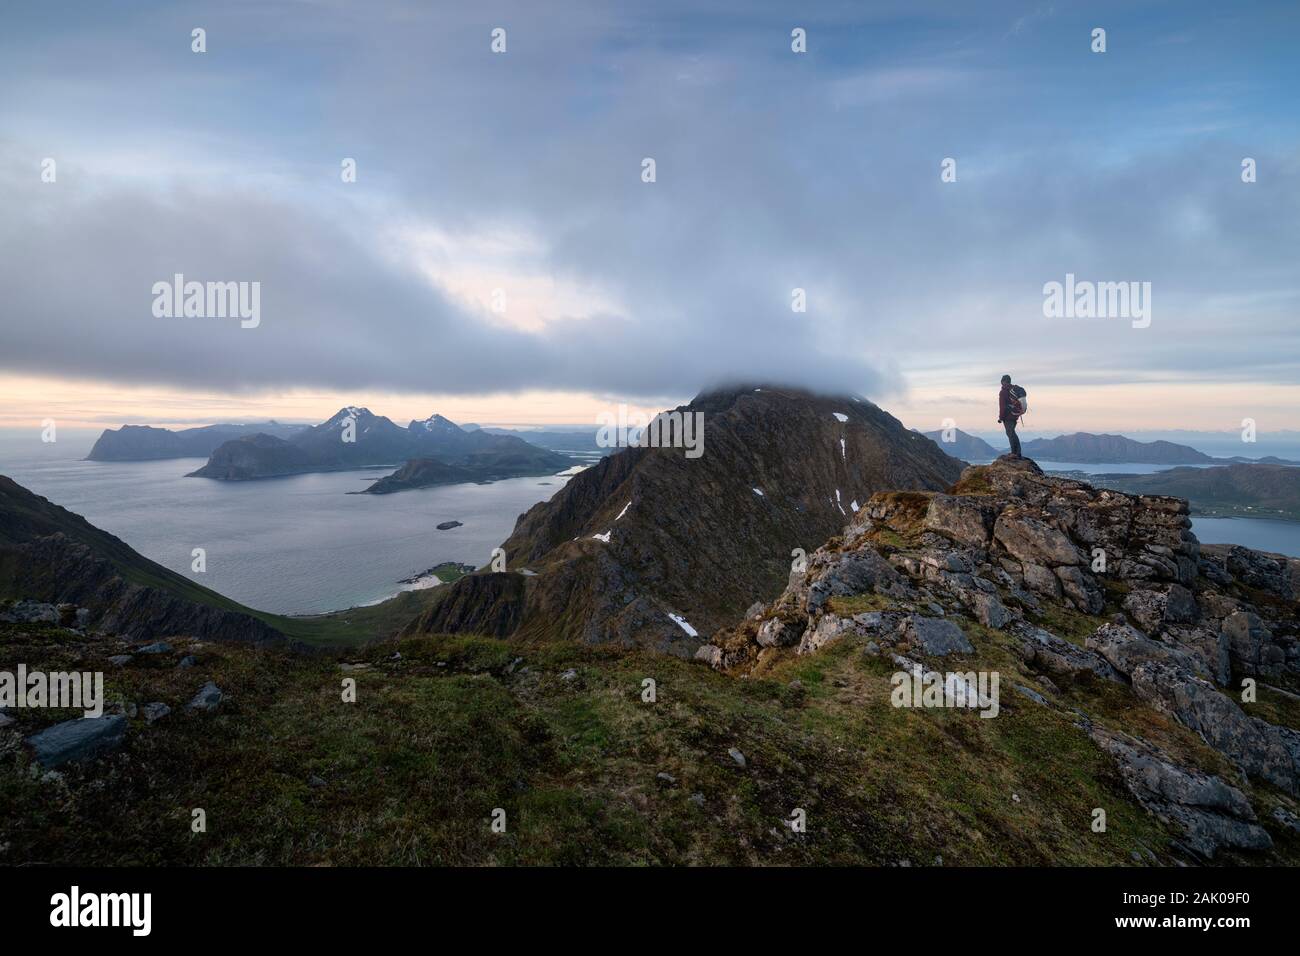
[1010,385,1028,416]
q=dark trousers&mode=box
[1004,418,1021,457]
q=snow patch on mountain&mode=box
[668,613,698,638]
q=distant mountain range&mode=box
[1020,431,1300,466]
[919,428,999,461]
[405,385,963,654]
[182,407,574,483]
[1023,432,1216,464]
[87,421,304,461]
[1093,463,1300,520]
[479,426,612,455]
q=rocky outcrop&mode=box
[1128,660,1300,796]
[1012,623,1121,683]
[1089,727,1271,858]
[1200,543,1298,601]
[1087,621,1201,678]
[699,455,1300,846]
[1221,610,1286,678]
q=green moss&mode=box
[826,593,894,616]
[1031,603,1106,646]
[0,617,1289,866]
[951,466,995,496]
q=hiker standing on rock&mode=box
[998,374,1026,458]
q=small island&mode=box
[436,520,463,530]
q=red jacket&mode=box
[999,384,1019,423]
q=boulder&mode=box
[142,702,171,723]
[806,550,907,613]
[1021,562,1062,599]
[1122,584,1196,634]
[187,682,224,712]
[899,615,973,656]
[0,600,60,624]
[694,644,723,668]
[1222,611,1285,679]
[798,614,855,655]
[967,590,1012,629]
[994,512,1080,567]
[923,495,994,548]
[1054,565,1104,614]
[1165,625,1231,686]
[1013,624,1121,683]
[756,616,802,648]
[1086,622,1198,678]
[24,715,127,768]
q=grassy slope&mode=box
[269,563,470,646]
[6,613,1297,866]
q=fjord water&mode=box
[1192,517,1300,558]
[0,429,571,615]
[2,431,1297,613]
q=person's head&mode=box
[1000,374,1011,386]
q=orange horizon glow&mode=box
[1,373,1298,436]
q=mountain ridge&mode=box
[405,385,964,653]
[1024,432,1216,464]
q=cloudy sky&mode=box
[1,0,1297,433]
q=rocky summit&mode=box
[701,456,1300,859]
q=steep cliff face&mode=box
[406,386,963,654]
[701,456,1300,859]
[0,476,287,646]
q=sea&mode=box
[1,432,1296,617]
[0,429,578,615]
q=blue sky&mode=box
[1,0,1297,431]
